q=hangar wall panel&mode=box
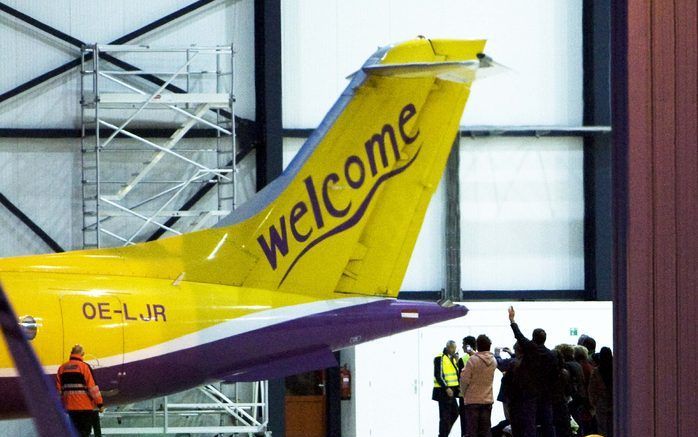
[281,0,583,129]
[284,135,584,292]
[460,137,584,290]
[0,0,255,127]
[0,137,256,255]
[0,138,80,256]
[341,301,613,437]
[0,0,194,43]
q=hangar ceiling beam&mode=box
[0,193,65,253]
[0,128,236,138]
[0,0,218,105]
[0,1,247,140]
[284,126,611,138]
[0,2,83,47]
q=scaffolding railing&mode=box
[100,382,271,436]
[80,44,268,435]
[80,43,237,248]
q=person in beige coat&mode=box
[460,334,498,437]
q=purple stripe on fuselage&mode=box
[0,299,466,418]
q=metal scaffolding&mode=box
[80,44,237,248]
[79,44,269,435]
[100,382,271,436]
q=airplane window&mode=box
[19,316,37,341]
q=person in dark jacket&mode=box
[551,350,572,437]
[556,344,585,436]
[494,342,521,423]
[433,340,461,437]
[458,335,477,436]
[577,335,596,355]
[574,345,597,435]
[589,347,613,437]
[507,306,558,437]
[578,334,599,365]
[556,345,584,395]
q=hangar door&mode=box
[60,295,124,394]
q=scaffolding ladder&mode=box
[79,44,269,436]
[80,44,237,248]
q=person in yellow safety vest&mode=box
[433,340,461,437]
[458,336,477,437]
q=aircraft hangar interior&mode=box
[0,1,696,437]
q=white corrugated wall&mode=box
[0,0,255,127]
[0,2,256,433]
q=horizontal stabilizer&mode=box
[362,54,507,83]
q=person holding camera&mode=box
[460,334,497,437]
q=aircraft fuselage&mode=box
[0,270,464,418]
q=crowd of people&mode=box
[433,306,613,437]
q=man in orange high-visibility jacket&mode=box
[56,345,104,437]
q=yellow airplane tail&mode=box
[0,38,493,299]
[209,38,491,296]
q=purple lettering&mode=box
[364,124,399,176]
[98,302,111,320]
[123,303,137,321]
[398,103,419,144]
[303,176,325,229]
[82,303,96,320]
[322,173,350,217]
[253,102,420,272]
[256,216,290,270]
[344,156,365,189]
[153,304,167,322]
[289,202,312,242]
[140,304,152,321]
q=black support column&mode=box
[583,0,613,300]
[254,1,285,435]
[444,136,461,301]
[255,0,284,191]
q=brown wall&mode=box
[613,1,697,435]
